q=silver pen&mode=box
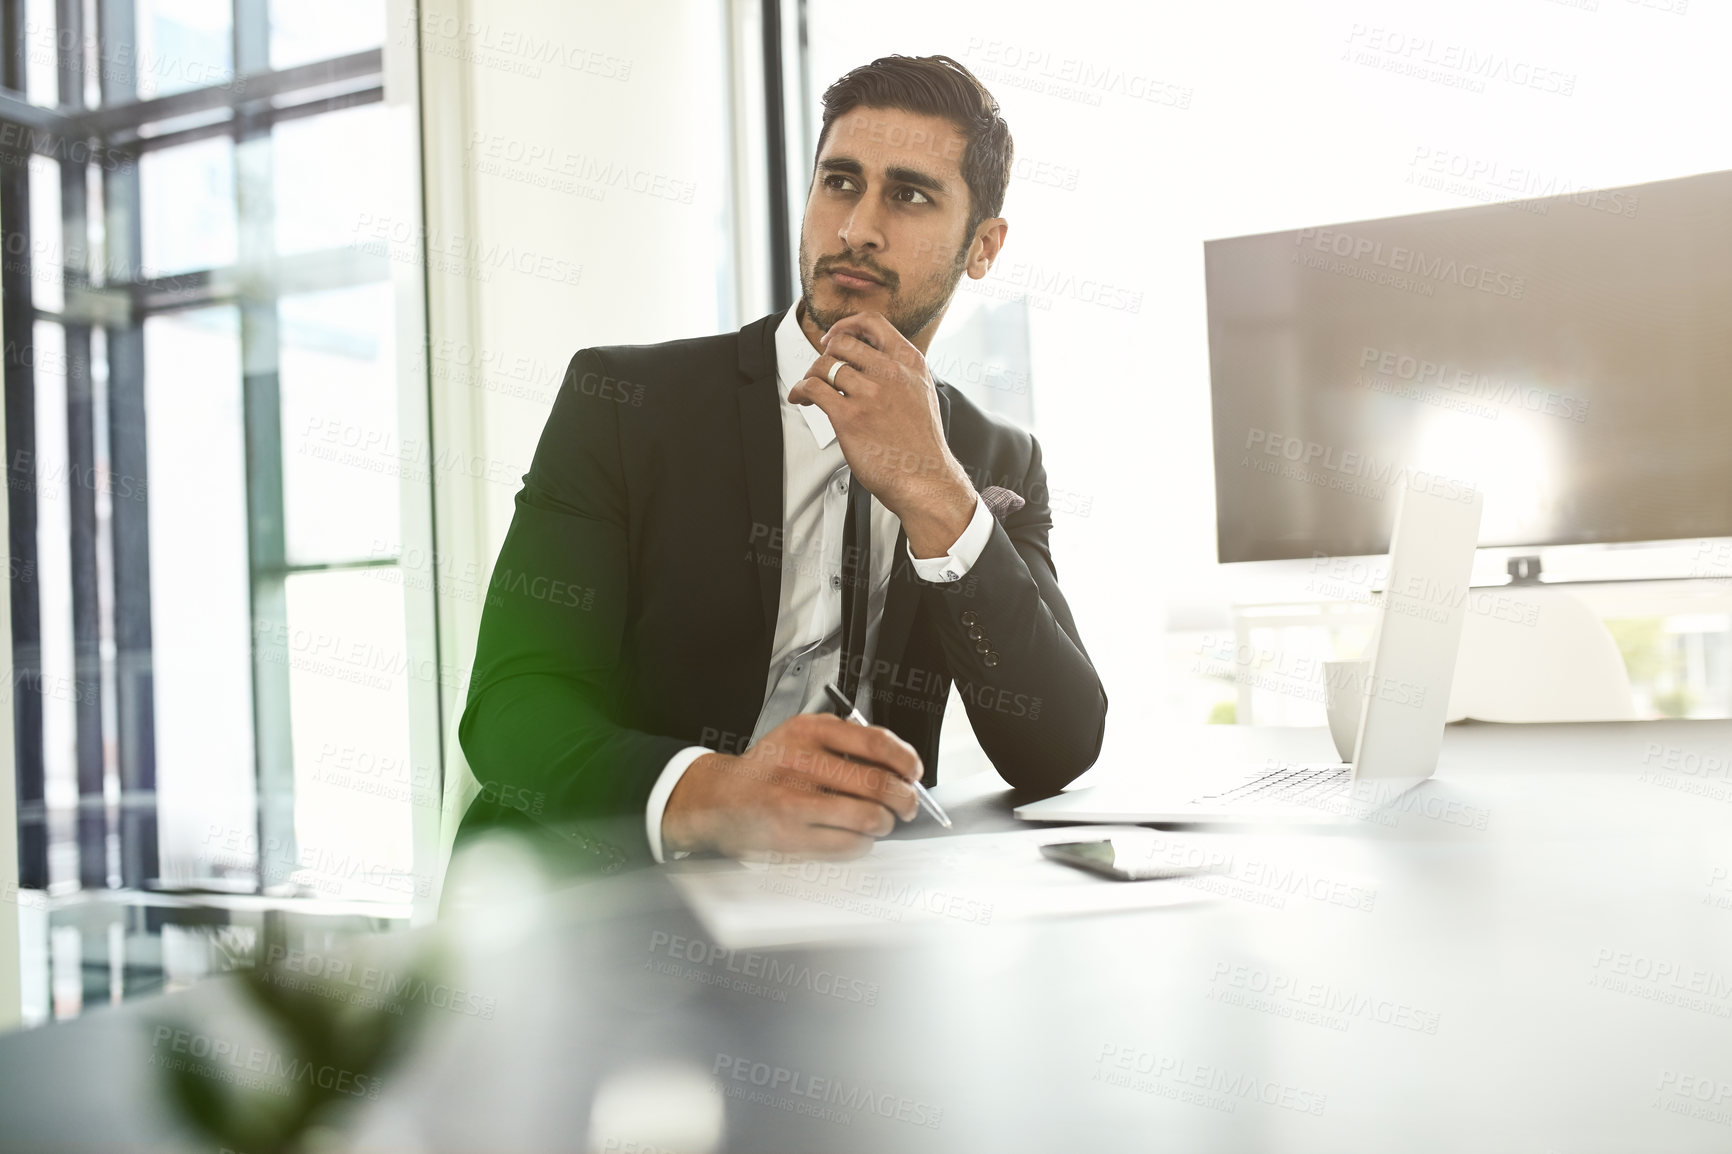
[823,682,953,829]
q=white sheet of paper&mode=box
[665,826,1213,950]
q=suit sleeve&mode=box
[458,348,688,865]
[925,435,1107,792]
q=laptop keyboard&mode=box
[1192,764,1352,808]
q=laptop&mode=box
[1015,482,1484,825]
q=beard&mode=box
[798,237,970,342]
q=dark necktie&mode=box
[837,476,872,703]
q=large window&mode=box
[2,0,431,938]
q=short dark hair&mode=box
[815,54,1014,242]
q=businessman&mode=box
[456,54,1107,872]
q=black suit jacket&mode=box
[454,309,1107,872]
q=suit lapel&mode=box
[876,382,956,671]
[737,311,785,636]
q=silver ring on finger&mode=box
[826,359,846,387]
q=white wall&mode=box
[419,0,738,593]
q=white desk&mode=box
[2,719,1730,1153]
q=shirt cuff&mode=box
[646,745,710,864]
[907,494,994,583]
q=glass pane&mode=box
[23,0,59,107]
[278,283,402,565]
[1609,615,1732,719]
[269,0,386,70]
[28,155,63,314]
[30,323,76,826]
[273,104,389,256]
[142,308,260,887]
[284,569,417,903]
[132,0,234,101]
[140,137,236,276]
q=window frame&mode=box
[0,0,441,916]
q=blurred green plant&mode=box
[1605,618,1666,684]
[149,926,440,1154]
[1652,686,1696,719]
[1605,618,1692,717]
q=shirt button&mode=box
[831,574,842,589]
[835,478,847,493]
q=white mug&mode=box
[1323,659,1371,763]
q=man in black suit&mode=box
[456,54,1106,872]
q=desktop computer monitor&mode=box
[1204,168,1732,564]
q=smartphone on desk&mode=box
[1039,838,1210,882]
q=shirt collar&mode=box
[774,302,837,449]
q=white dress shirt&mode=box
[644,305,995,861]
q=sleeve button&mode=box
[975,639,991,655]
[966,625,984,641]
[983,652,1001,668]
[960,610,979,626]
